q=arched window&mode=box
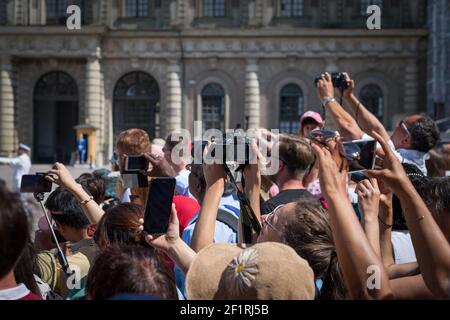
[113,72,160,139]
[360,84,384,121]
[126,0,150,17]
[203,0,226,17]
[281,0,304,17]
[34,71,78,163]
[202,83,225,131]
[279,84,303,134]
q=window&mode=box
[360,84,384,121]
[279,84,303,134]
[114,72,160,139]
[46,0,69,18]
[360,0,383,16]
[281,0,304,17]
[202,83,225,131]
[203,0,226,17]
[126,0,150,17]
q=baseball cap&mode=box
[300,111,324,127]
[185,242,315,300]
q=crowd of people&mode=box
[0,72,449,300]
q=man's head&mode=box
[269,134,315,187]
[0,184,29,279]
[116,129,152,173]
[163,133,190,173]
[188,163,234,205]
[86,244,177,300]
[45,187,90,243]
[391,114,440,152]
[17,144,31,156]
[299,111,324,138]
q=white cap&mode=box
[18,143,31,152]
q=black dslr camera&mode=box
[192,133,252,164]
[315,72,349,90]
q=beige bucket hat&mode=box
[186,242,315,300]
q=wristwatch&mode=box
[322,97,337,106]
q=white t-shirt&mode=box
[361,133,429,175]
[391,230,417,264]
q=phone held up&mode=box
[308,130,377,174]
[20,173,53,193]
[143,177,176,235]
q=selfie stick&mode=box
[223,164,262,236]
[34,192,73,277]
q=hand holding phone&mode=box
[143,177,176,235]
[20,173,53,193]
[124,155,148,172]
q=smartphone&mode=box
[143,177,176,234]
[124,155,148,172]
[122,172,149,189]
[342,139,377,174]
[20,173,52,193]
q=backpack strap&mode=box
[190,209,239,234]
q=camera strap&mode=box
[223,164,262,239]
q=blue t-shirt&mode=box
[174,194,240,295]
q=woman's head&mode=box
[258,197,346,299]
[94,203,146,251]
[87,244,177,300]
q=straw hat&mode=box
[186,242,315,300]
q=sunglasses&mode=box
[263,205,285,233]
[399,120,411,136]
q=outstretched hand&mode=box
[316,72,335,101]
[341,72,356,100]
[144,204,180,253]
[356,178,381,223]
[365,131,410,192]
[142,153,176,178]
[45,162,78,191]
[311,137,348,198]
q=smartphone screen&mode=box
[122,172,149,189]
[342,139,377,173]
[20,174,52,193]
[143,177,176,234]
[125,155,147,172]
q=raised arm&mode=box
[316,73,364,141]
[341,73,390,142]
[0,157,19,166]
[312,140,393,300]
[356,179,382,257]
[46,163,105,225]
[367,132,450,298]
[190,145,226,253]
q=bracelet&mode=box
[80,196,94,206]
[322,97,336,107]
[378,216,393,229]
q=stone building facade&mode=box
[0,0,428,165]
[427,0,450,120]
